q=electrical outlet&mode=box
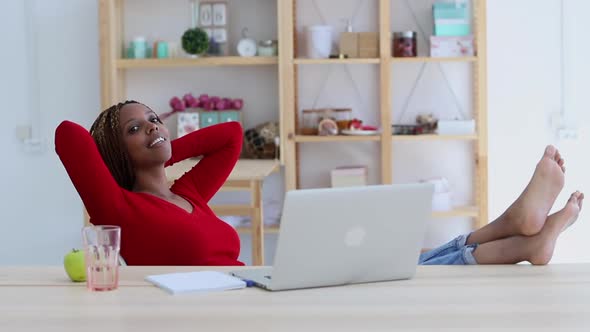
[557,128,579,140]
[16,125,32,141]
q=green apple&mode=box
[64,249,86,282]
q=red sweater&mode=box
[55,121,244,266]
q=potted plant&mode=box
[181,27,209,57]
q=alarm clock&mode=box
[237,38,257,57]
[237,27,257,57]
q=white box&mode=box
[437,120,475,135]
[331,166,367,188]
[177,112,200,138]
[430,35,474,57]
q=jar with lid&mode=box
[333,108,352,132]
[301,109,320,135]
[257,40,278,57]
[392,31,417,57]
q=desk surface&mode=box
[1,265,590,331]
[166,159,280,182]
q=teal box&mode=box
[219,111,240,123]
[433,2,468,19]
[433,2,470,36]
[434,23,471,36]
[200,112,219,128]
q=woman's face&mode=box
[119,103,171,169]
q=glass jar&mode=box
[301,109,320,135]
[333,108,352,132]
[257,40,278,57]
[392,31,417,57]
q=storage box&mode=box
[437,119,475,135]
[177,111,200,138]
[433,2,470,36]
[358,32,379,58]
[339,32,358,58]
[177,109,242,138]
[331,166,368,188]
[430,35,474,57]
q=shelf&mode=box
[432,207,479,219]
[116,57,278,69]
[236,225,280,234]
[294,58,380,65]
[392,134,478,141]
[294,135,381,143]
[391,56,477,63]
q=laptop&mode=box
[230,183,433,291]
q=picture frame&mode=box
[197,1,229,56]
[199,4,212,26]
[212,3,227,26]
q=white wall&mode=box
[1,0,100,264]
[488,0,590,263]
[2,0,589,265]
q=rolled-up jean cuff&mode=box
[455,233,469,248]
[462,243,479,265]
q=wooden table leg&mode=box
[250,180,264,266]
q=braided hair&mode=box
[90,100,139,191]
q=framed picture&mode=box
[199,4,212,26]
[213,29,227,43]
[198,1,229,56]
[212,3,227,26]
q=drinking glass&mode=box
[82,225,121,291]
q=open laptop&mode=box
[230,183,433,291]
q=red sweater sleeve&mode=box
[55,121,125,220]
[166,121,243,203]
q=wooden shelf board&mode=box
[116,57,278,69]
[391,56,477,63]
[294,135,381,142]
[392,134,478,141]
[236,225,280,234]
[432,207,478,219]
[294,58,380,65]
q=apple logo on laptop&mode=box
[345,226,366,247]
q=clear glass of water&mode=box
[82,225,121,291]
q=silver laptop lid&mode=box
[269,184,433,291]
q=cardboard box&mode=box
[358,32,379,58]
[331,166,368,188]
[430,35,474,57]
[437,119,475,135]
[339,32,358,58]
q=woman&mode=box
[56,100,244,265]
[56,100,583,266]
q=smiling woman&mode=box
[55,101,245,266]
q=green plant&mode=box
[181,28,209,55]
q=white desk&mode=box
[166,159,280,265]
[1,265,590,331]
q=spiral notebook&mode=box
[145,271,247,294]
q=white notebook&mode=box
[145,271,247,294]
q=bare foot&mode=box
[528,191,584,265]
[497,145,565,236]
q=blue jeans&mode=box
[418,234,479,265]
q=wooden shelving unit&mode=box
[116,57,278,69]
[99,0,489,254]
[294,135,381,143]
[98,0,282,266]
[282,0,488,229]
[294,58,381,65]
[392,134,478,141]
[390,56,478,63]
